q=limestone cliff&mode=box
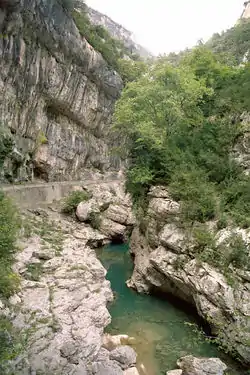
[0,0,123,183]
[242,1,250,19]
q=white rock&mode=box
[76,199,99,222]
[124,368,140,375]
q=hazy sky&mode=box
[86,0,244,55]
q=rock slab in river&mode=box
[177,355,227,375]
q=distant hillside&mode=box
[87,6,152,59]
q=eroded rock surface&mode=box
[0,0,123,183]
[128,186,250,365]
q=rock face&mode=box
[87,5,152,59]
[0,0,123,182]
[110,346,137,370]
[128,186,250,365]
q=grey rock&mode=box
[166,370,182,375]
[60,341,78,359]
[110,346,137,370]
[96,348,110,362]
[159,224,187,253]
[177,356,227,375]
[75,365,89,375]
[76,200,99,222]
[105,204,132,225]
[99,218,128,242]
[91,361,123,375]
[33,249,55,260]
[124,368,140,375]
[148,197,180,219]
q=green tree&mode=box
[113,47,250,227]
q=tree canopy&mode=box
[113,45,250,229]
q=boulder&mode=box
[148,197,180,219]
[148,186,170,198]
[105,204,135,226]
[110,346,137,370]
[33,249,55,260]
[159,224,186,253]
[99,219,128,242]
[76,200,99,222]
[91,361,123,375]
[124,368,140,375]
[102,334,134,351]
[105,205,130,225]
[177,356,227,375]
[96,348,110,362]
[75,365,89,375]
[166,370,182,375]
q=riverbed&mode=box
[97,243,247,375]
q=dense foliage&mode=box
[207,18,250,64]
[113,45,250,235]
[58,0,75,12]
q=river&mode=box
[97,243,248,375]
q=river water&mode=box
[97,243,247,375]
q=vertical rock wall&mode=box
[0,0,123,182]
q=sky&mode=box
[86,0,244,55]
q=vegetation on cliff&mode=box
[207,18,250,64]
[72,4,145,80]
[0,193,22,370]
[113,23,250,269]
[0,192,20,298]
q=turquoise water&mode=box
[97,243,247,375]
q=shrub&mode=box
[0,126,13,170]
[59,0,74,12]
[88,212,101,230]
[0,192,21,298]
[61,190,90,214]
[0,316,22,366]
[169,168,217,223]
[216,214,228,230]
[0,191,20,260]
[192,225,215,253]
[228,235,249,270]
